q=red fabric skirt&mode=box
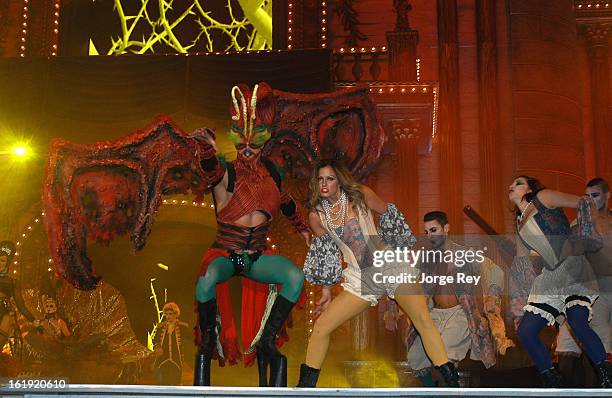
[194,247,297,367]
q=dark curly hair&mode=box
[513,175,546,217]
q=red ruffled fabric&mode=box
[194,247,296,367]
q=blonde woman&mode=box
[296,160,459,387]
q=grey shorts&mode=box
[407,305,471,372]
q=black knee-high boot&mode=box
[194,299,217,386]
[435,362,460,387]
[256,295,295,387]
[296,363,320,387]
[595,360,612,388]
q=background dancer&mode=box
[0,240,39,376]
[508,175,611,387]
[556,177,611,386]
[404,211,500,387]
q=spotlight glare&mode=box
[13,146,27,156]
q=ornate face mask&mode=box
[44,298,57,315]
[228,83,275,163]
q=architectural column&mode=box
[437,0,463,233]
[289,0,321,50]
[476,0,504,232]
[28,0,61,57]
[272,0,288,49]
[584,23,612,182]
[392,121,420,226]
[0,0,24,57]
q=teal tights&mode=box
[196,254,304,303]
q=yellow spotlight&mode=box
[13,147,26,156]
[10,144,31,158]
[157,263,169,271]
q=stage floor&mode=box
[1,385,612,398]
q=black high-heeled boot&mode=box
[540,367,564,388]
[595,360,612,388]
[194,298,217,386]
[256,295,295,387]
[435,362,460,387]
[296,363,320,387]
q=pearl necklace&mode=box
[517,201,532,223]
[323,191,347,231]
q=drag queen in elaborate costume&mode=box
[297,159,459,387]
[509,175,612,387]
[193,83,310,387]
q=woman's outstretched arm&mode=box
[537,189,581,209]
[361,185,389,214]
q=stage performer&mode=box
[153,302,188,385]
[193,83,311,387]
[404,211,501,387]
[0,240,39,376]
[24,295,71,365]
[296,160,460,388]
[508,175,612,387]
[38,295,71,342]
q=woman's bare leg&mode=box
[395,294,449,366]
[305,291,370,369]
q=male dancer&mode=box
[556,177,611,386]
[405,211,498,386]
